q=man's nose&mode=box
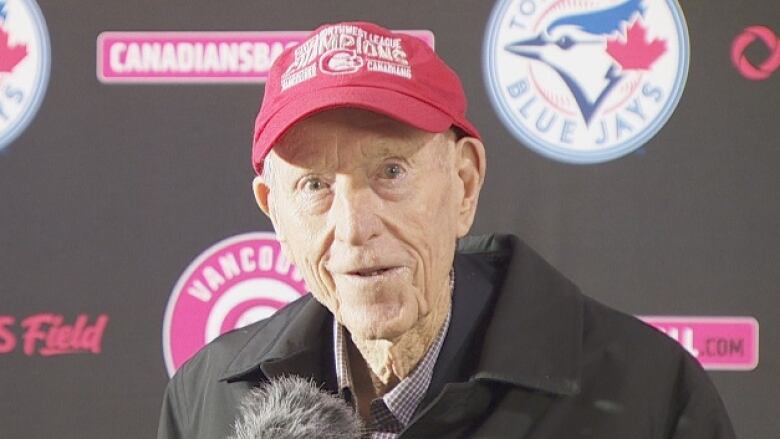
[330,179,383,246]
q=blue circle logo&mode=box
[0,0,50,152]
[483,0,689,163]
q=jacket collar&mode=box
[218,234,583,396]
[459,234,583,396]
[219,295,332,384]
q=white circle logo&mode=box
[484,0,689,163]
[0,0,50,152]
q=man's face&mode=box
[255,108,478,342]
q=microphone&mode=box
[228,375,363,439]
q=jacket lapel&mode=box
[219,296,337,392]
[401,381,494,438]
[474,235,583,396]
[467,387,557,438]
[403,235,584,437]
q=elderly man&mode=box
[158,21,736,439]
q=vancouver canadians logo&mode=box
[483,0,690,163]
[0,313,109,356]
[97,30,433,84]
[0,0,50,152]
[162,233,308,376]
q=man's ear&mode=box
[253,174,293,261]
[252,175,272,218]
[454,136,487,237]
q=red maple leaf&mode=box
[0,25,28,73]
[606,20,667,70]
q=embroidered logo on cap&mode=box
[320,48,364,75]
[281,24,413,91]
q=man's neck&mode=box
[348,290,451,399]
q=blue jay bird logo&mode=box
[504,0,665,125]
[483,0,689,164]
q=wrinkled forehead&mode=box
[271,108,441,168]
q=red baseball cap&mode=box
[251,21,480,174]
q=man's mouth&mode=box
[349,267,394,277]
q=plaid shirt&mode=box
[333,272,454,439]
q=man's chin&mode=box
[342,306,415,342]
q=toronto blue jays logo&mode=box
[0,0,49,153]
[483,0,689,163]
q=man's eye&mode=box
[382,163,405,179]
[303,178,327,192]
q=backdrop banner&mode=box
[1,1,777,438]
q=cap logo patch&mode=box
[320,48,364,75]
[281,24,411,91]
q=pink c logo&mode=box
[731,26,780,81]
[162,232,308,376]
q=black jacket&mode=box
[157,234,736,438]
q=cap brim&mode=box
[253,86,459,174]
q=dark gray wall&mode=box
[1,0,777,437]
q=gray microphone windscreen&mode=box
[228,375,363,439]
